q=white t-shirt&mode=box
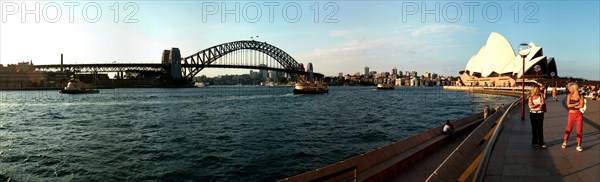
[443,125,452,132]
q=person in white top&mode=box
[442,120,455,139]
[528,85,546,149]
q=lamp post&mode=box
[534,64,543,85]
[534,65,542,77]
[534,65,543,96]
[518,43,531,121]
[551,72,556,87]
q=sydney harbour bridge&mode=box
[34,40,323,84]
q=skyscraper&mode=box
[392,67,398,76]
[410,71,417,77]
[364,66,369,77]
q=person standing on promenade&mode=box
[528,85,546,148]
[552,85,558,101]
[541,84,547,99]
[563,83,585,152]
[544,84,549,98]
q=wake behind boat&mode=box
[59,78,99,94]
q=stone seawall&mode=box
[443,86,528,97]
[279,112,488,182]
[426,98,518,182]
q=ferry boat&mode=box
[376,83,395,90]
[293,82,328,94]
[59,79,99,94]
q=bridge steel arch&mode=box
[181,40,306,80]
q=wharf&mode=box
[281,86,598,181]
[484,96,600,181]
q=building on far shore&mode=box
[0,61,54,88]
[458,32,558,87]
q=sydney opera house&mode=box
[458,32,558,87]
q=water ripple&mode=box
[0,87,514,181]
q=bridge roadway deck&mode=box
[485,95,600,181]
[34,64,324,78]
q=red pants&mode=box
[564,112,583,144]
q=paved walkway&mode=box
[390,134,465,182]
[485,96,600,181]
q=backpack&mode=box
[540,94,547,112]
[580,99,587,113]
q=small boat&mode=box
[59,79,99,94]
[293,82,328,94]
[376,83,395,90]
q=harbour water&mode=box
[0,87,515,181]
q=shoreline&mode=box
[0,87,62,91]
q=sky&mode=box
[1,0,599,80]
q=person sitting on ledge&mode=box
[442,120,456,139]
[483,104,491,120]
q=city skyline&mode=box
[1,1,598,80]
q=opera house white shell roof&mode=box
[463,32,556,78]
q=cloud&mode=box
[295,26,479,76]
[328,30,349,37]
[309,33,445,58]
[410,24,476,37]
[300,35,435,74]
[300,31,476,77]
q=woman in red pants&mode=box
[563,83,585,152]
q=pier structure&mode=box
[477,95,599,181]
[282,90,599,182]
[280,106,502,182]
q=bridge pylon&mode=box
[161,48,183,80]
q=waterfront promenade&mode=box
[485,96,600,181]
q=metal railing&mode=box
[472,97,522,182]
